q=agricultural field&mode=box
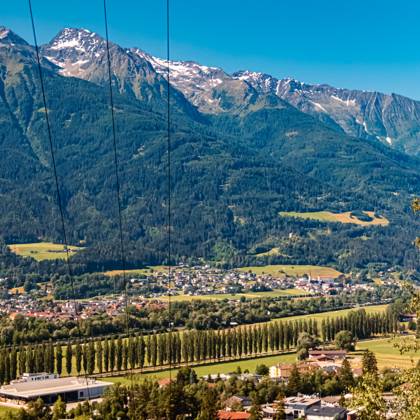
[262,304,388,328]
[355,337,419,369]
[104,266,169,277]
[154,288,306,302]
[8,242,82,261]
[279,210,389,226]
[238,264,342,278]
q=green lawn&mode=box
[105,352,297,384]
[0,405,19,418]
[355,337,419,369]
[8,242,82,261]
[238,264,342,278]
[279,210,389,226]
[106,330,409,385]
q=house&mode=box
[224,395,252,410]
[306,406,347,420]
[284,396,321,418]
[218,410,251,420]
[261,404,279,419]
[157,378,172,388]
[269,362,317,381]
[399,313,417,322]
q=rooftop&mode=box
[0,377,112,399]
[285,396,321,408]
[218,411,251,420]
[306,405,347,416]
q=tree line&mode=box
[0,309,398,384]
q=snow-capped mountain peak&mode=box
[48,28,101,52]
[233,70,278,93]
[38,27,420,155]
[133,48,226,87]
[42,28,108,77]
[0,26,29,47]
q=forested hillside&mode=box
[0,27,419,272]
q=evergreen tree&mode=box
[27,347,35,373]
[35,345,43,372]
[52,396,66,420]
[321,319,327,342]
[274,392,286,420]
[110,337,116,371]
[123,341,129,371]
[362,350,378,376]
[82,341,88,373]
[103,338,110,372]
[18,346,26,376]
[128,336,135,370]
[196,386,219,420]
[87,340,95,375]
[96,340,103,374]
[10,348,17,381]
[151,333,157,367]
[48,342,54,373]
[4,350,10,383]
[56,345,63,376]
[278,322,284,351]
[249,399,263,420]
[287,364,301,395]
[0,352,4,384]
[75,341,82,375]
[138,335,145,369]
[339,358,355,390]
[66,341,73,376]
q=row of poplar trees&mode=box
[0,309,397,384]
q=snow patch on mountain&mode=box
[311,101,328,113]
[331,95,357,107]
[0,28,10,40]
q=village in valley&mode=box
[0,264,398,321]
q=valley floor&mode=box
[104,335,419,385]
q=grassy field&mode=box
[0,405,19,418]
[262,304,388,328]
[238,264,342,278]
[105,352,298,385]
[153,289,306,302]
[355,337,419,369]
[104,266,169,277]
[255,247,284,257]
[279,210,389,226]
[31,304,388,379]
[8,242,82,261]
[105,330,407,385]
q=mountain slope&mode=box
[237,71,420,156]
[0,27,419,272]
[41,28,200,119]
[41,28,420,156]
[108,40,420,157]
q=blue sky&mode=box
[2,0,420,98]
